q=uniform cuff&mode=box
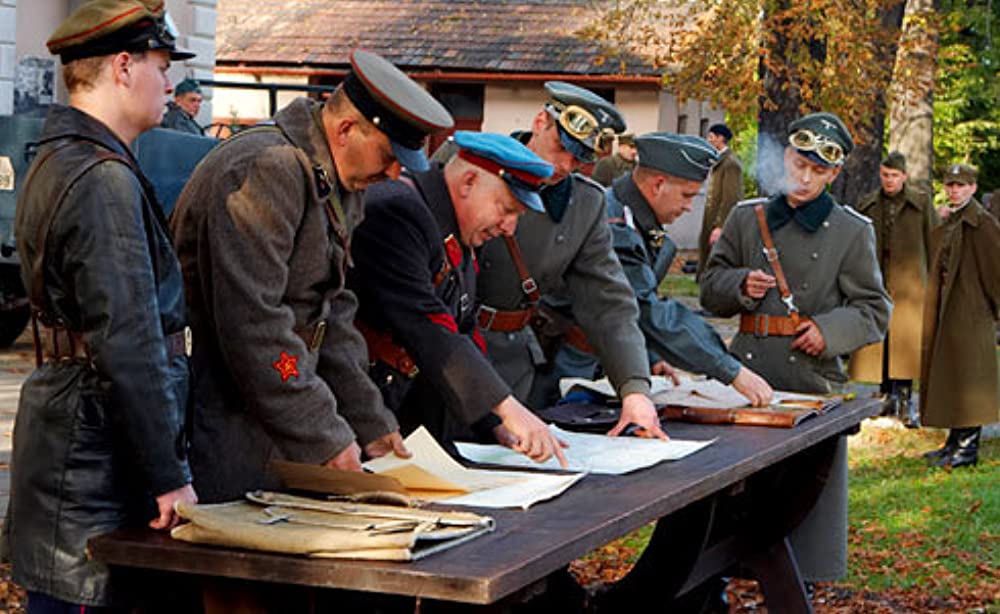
[618,378,651,399]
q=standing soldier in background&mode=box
[920,164,1000,469]
[849,152,937,427]
[171,50,452,505]
[701,112,891,585]
[434,82,667,439]
[696,123,743,281]
[161,77,205,135]
[3,1,198,611]
[591,133,637,187]
[350,132,567,466]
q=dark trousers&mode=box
[27,592,123,614]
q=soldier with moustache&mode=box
[700,112,891,582]
[433,82,667,440]
[350,132,567,465]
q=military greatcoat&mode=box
[349,167,511,442]
[697,148,743,280]
[171,98,399,503]
[919,199,1000,428]
[849,184,937,382]
[700,191,891,582]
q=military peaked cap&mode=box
[944,163,978,185]
[342,50,453,172]
[544,81,626,163]
[47,0,194,63]
[881,151,907,172]
[618,133,636,147]
[175,78,201,96]
[453,131,554,213]
[788,112,854,167]
[635,132,719,183]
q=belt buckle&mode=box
[754,314,769,338]
[521,277,538,296]
[477,305,498,330]
[309,321,327,352]
[184,326,193,357]
[762,246,779,262]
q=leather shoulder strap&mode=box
[753,203,799,318]
[502,235,540,305]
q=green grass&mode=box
[844,425,1000,594]
[658,274,700,298]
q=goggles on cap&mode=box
[546,102,616,162]
[788,129,845,166]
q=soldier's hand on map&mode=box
[742,269,776,299]
[150,484,197,530]
[791,319,826,356]
[492,424,521,448]
[364,431,411,460]
[651,360,681,385]
[732,367,774,407]
[608,393,669,441]
[494,396,569,468]
[323,441,364,472]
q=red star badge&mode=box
[273,351,299,382]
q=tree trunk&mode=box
[888,0,940,193]
[830,0,907,206]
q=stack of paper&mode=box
[363,426,584,509]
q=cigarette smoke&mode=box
[752,132,789,197]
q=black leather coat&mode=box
[2,105,192,606]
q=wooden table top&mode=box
[89,398,882,604]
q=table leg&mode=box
[745,537,812,614]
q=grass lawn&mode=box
[658,273,701,298]
[570,420,1000,612]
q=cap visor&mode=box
[169,49,196,61]
[556,125,595,164]
[391,140,429,172]
[797,148,839,168]
[506,182,546,213]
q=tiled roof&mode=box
[215,0,667,77]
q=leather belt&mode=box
[33,317,192,366]
[476,305,534,332]
[561,323,595,354]
[739,313,810,337]
[355,319,419,378]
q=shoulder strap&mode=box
[753,203,800,321]
[502,235,540,305]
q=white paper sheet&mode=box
[363,426,585,509]
[560,375,825,410]
[455,425,715,475]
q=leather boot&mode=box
[922,429,959,461]
[899,384,919,429]
[935,427,981,469]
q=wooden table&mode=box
[90,398,882,613]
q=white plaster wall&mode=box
[166,0,216,126]
[211,72,310,124]
[0,0,21,114]
[614,87,659,137]
[481,83,548,134]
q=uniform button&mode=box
[507,333,516,341]
[556,234,566,243]
[386,374,394,384]
[788,355,797,363]
[822,221,830,228]
[801,282,809,290]
[745,352,753,360]
[811,252,819,260]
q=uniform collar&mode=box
[513,129,574,223]
[274,98,342,196]
[40,103,136,163]
[767,190,835,233]
[948,197,981,227]
[410,164,461,238]
[613,174,660,238]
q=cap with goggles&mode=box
[452,131,554,213]
[47,0,194,63]
[543,81,626,164]
[786,112,854,167]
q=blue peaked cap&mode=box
[453,131,554,213]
